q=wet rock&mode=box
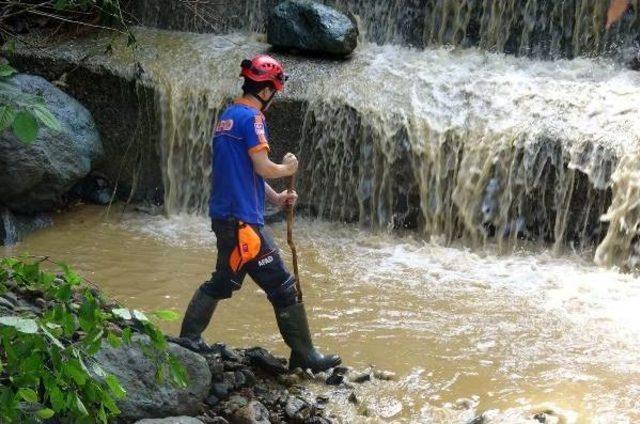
[223,371,238,389]
[134,417,204,424]
[246,347,288,375]
[324,373,343,386]
[533,409,562,424]
[240,369,257,386]
[211,382,231,399]
[230,400,271,424]
[347,392,359,405]
[373,370,396,381]
[208,359,225,381]
[285,396,313,421]
[0,74,102,214]
[267,1,358,57]
[303,418,332,424]
[206,395,220,407]
[352,372,371,384]
[278,373,301,388]
[0,208,52,246]
[94,336,211,422]
[221,345,242,362]
[71,172,113,205]
[225,395,249,413]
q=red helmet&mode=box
[240,55,288,91]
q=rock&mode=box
[278,373,301,388]
[246,347,288,376]
[234,369,247,388]
[352,372,371,384]
[373,370,396,381]
[70,172,113,205]
[0,207,51,246]
[325,373,343,386]
[285,396,312,421]
[221,345,242,362]
[347,392,358,405]
[211,382,231,399]
[134,417,204,424]
[241,369,257,386]
[0,74,102,214]
[94,336,211,422]
[267,0,358,57]
[230,400,271,424]
[223,371,237,389]
[225,395,249,415]
[205,395,220,407]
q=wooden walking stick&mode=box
[286,174,303,302]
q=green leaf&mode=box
[168,354,188,388]
[107,332,122,348]
[3,40,16,55]
[105,375,126,399]
[0,106,16,131]
[0,63,16,77]
[122,327,132,344]
[151,310,180,321]
[63,360,87,386]
[17,387,38,403]
[0,316,38,334]
[12,111,38,144]
[36,408,55,419]
[74,394,89,416]
[31,104,61,132]
[111,308,131,321]
[41,324,65,349]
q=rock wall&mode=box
[10,54,164,206]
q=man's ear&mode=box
[260,86,275,99]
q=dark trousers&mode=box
[199,218,298,308]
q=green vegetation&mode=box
[0,257,186,423]
[0,62,61,144]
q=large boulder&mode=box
[0,74,102,214]
[94,337,212,422]
[267,0,358,56]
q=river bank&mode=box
[0,253,363,423]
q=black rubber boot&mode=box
[274,302,342,373]
[178,288,219,353]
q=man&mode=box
[179,54,341,372]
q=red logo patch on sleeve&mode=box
[254,115,265,136]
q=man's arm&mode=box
[249,150,298,179]
[266,182,298,208]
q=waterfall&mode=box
[296,44,638,260]
[97,26,639,267]
[1,209,17,246]
[129,0,640,59]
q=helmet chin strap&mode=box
[252,91,276,112]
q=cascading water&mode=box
[297,45,639,264]
[47,20,638,267]
[130,0,640,59]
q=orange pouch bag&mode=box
[229,222,262,273]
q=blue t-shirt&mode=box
[209,99,270,225]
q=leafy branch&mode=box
[0,256,186,423]
[0,61,61,144]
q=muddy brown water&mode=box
[3,205,640,423]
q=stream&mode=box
[4,205,640,423]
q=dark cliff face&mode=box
[125,0,640,59]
